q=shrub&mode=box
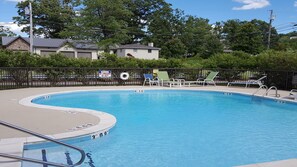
[256,50,297,70]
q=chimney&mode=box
[148,42,154,47]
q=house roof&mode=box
[1,36,99,50]
[117,43,160,50]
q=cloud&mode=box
[0,22,27,36]
[233,0,270,10]
[294,1,297,7]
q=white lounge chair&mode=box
[282,89,297,100]
[227,75,266,88]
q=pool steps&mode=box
[23,149,96,167]
[23,150,74,167]
[21,130,110,167]
[0,118,113,167]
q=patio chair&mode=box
[143,73,160,86]
[156,71,183,87]
[184,71,219,86]
[227,75,266,88]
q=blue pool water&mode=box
[31,90,297,167]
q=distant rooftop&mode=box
[1,36,99,50]
[117,43,160,50]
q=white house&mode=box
[1,36,102,60]
[114,43,160,60]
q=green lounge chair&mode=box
[184,71,219,86]
[157,71,183,87]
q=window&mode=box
[148,49,152,53]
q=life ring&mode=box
[120,72,129,80]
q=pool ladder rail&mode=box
[0,120,86,167]
[253,85,280,98]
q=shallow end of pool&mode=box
[8,94,118,145]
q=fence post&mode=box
[26,67,30,88]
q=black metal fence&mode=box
[0,67,296,90]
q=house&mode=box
[113,43,160,60]
[1,36,102,59]
[1,36,160,60]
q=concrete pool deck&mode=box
[0,86,296,167]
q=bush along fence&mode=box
[0,67,296,90]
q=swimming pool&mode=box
[30,90,297,167]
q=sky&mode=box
[1,0,297,36]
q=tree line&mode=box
[0,0,296,59]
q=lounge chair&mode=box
[184,71,219,86]
[227,75,266,88]
[282,89,297,100]
[156,71,183,87]
[143,73,159,86]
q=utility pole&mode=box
[267,10,274,49]
[29,1,33,54]
[25,1,33,53]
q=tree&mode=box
[211,22,224,39]
[62,0,132,49]
[250,19,278,49]
[222,19,270,54]
[275,31,297,51]
[202,34,223,58]
[233,22,264,54]
[144,4,185,57]
[13,0,76,38]
[180,16,222,58]
[221,19,241,51]
[125,0,170,42]
[161,38,186,58]
[0,26,16,37]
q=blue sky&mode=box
[1,0,297,36]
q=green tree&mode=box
[125,0,170,42]
[202,35,223,58]
[275,31,297,51]
[222,19,241,50]
[0,26,16,37]
[62,0,132,49]
[233,22,264,54]
[180,16,222,58]
[13,0,76,38]
[145,5,184,51]
[250,19,278,49]
[161,38,186,58]
[222,20,268,54]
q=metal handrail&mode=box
[253,85,268,96]
[0,120,85,167]
[265,86,280,97]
